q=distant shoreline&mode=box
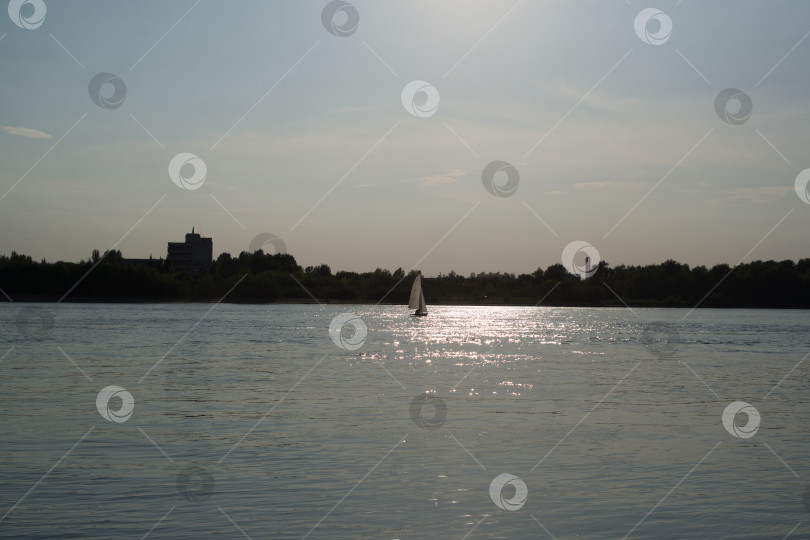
[2,296,808,309]
[3,252,809,309]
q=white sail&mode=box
[418,288,427,313]
[408,274,422,309]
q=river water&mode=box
[1,303,808,539]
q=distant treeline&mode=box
[2,250,810,308]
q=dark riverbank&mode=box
[3,250,810,309]
[6,296,810,309]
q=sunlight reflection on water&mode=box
[0,304,808,539]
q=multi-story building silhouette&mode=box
[167,227,212,273]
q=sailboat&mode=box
[408,274,428,317]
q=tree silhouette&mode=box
[0,250,808,308]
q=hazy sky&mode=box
[2,1,810,276]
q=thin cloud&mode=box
[421,169,466,187]
[707,186,793,206]
[536,83,630,116]
[574,181,610,190]
[1,126,53,139]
